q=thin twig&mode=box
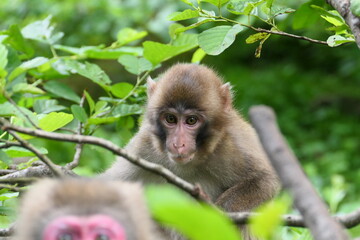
[0,184,23,192]
[252,27,328,45]
[1,123,63,177]
[66,94,86,170]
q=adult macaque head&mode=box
[146,64,232,164]
[15,178,160,240]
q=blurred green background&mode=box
[1,0,359,216]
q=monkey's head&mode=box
[146,64,233,165]
[16,179,156,240]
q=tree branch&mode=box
[327,0,360,48]
[0,119,210,203]
[66,94,86,170]
[249,105,349,240]
[4,127,63,177]
[228,208,360,228]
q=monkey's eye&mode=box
[58,233,74,240]
[95,233,110,240]
[165,114,177,124]
[186,116,198,125]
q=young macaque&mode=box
[15,178,160,240]
[103,63,279,239]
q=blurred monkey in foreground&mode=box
[103,64,279,239]
[15,178,160,240]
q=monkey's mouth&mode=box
[168,153,195,164]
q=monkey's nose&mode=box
[173,143,185,149]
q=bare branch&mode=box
[0,177,38,186]
[0,226,14,237]
[228,208,360,228]
[253,27,328,45]
[327,0,360,48]
[0,165,53,179]
[66,94,86,170]
[0,119,209,203]
[249,105,349,240]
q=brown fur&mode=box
[15,178,160,240]
[103,64,280,239]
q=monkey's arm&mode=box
[215,172,279,212]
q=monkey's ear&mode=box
[147,76,157,97]
[220,82,233,110]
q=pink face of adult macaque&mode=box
[43,215,126,240]
[15,178,160,240]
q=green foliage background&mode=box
[0,0,359,239]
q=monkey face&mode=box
[43,214,126,240]
[158,108,205,164]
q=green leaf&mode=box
[327,35,355,47]
[246,32,270,44]
[227,0,263,15]
[292,0,325,30]
[198,25,244,55]
[12,83,45,94]
[4,146,48,158]
[0,150,12,166]
[180,0,197,7]
[54,45,143,59]
[71,105,88,123]
[93,101,110,117]
[84,90,95,115]
[117,28,148,46]
[191,48,207,63]
[0,43,8,78]
[174,19,214,34]
[64,60,111,91]
[21,15,63,44]
[117,116,135,130]
[118,55,152,75]
[88,116,118,125]
[5,25,34,57]
[0,102,38,125]
[9,57,49,81]
[143,34,198,66]
[250,198,289,239]
[84,47,143,59]
[33,99,66,114]
[0,192,19,201]
[169,9,200,21]
[43,80,81,103]
[38,112,74,131]
[112,104,143,117]
[351,0,360,17]
[201,0,230,7]
[110,82,134,99]
[146,185,241,240]
[0,44,8,69]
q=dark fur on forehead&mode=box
[151,64,225,113]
